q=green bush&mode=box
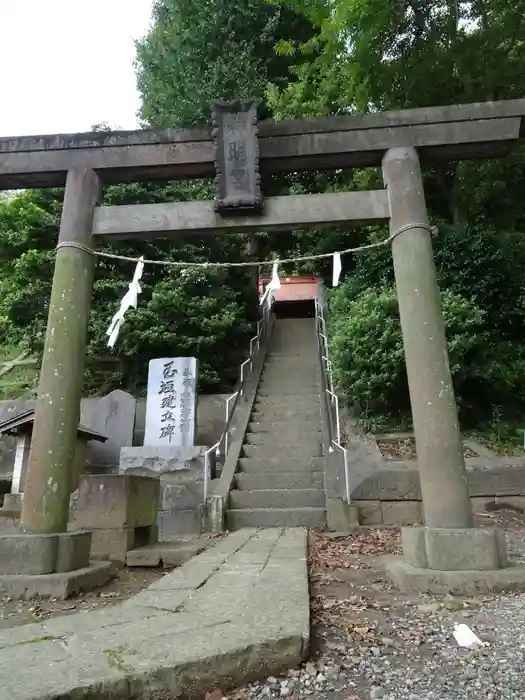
[329,283,489,416]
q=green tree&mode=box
[136,0,315,127]
[1,0,318,396]
[0,183,257,394]
[266,0,525,427]
[266,0,525,117]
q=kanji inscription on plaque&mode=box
[144,357,198,446]
[212,99,263,214]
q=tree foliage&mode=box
[136,0,315,126]
[2,0,525,432]
[0,1,315,396]
[266,0,525,426]
[0,184,256,393]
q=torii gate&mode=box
[1,98,525,592]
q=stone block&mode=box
[158,508,203,538]
[401,527,427,568]
[119,445,209,481]
[75,474,159,530]
[2,493,22,511]
[0,513,20,533]
[55,532,92,573]
[495,495,525,511]
[466,468,495,497]
[353,500,382,525]
[384,556,525,596]
[326,438,381,502]
[492,465,525,496]
[326,498,359,532]
[424,527,505,571]
[206,494,225,533]
[90,528,135,563]
[160,482,202,511]
[377,469,421,500]
[350,475,379,500]
[0,561,115,600]
[126,544,162,567]
[0,534,58,575]
[381,501,422,525]
[81,390,136,467]
[470,496,495,513]
[126,541,205,568]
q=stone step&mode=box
[259,382,318,391]
[256,390,320,399]
[253,402,321,414]
[227,507,326,529]
[254,394,319,402]
[257,389,319,399]
[258,380,319,390]
[229,488,325,509]
[242,444,322,459]
[234,470,324,490]
[244,432,322,446]
[251,410,321,422]
[264,354,318,361]
[238,456,325,472]
[126,541,206,568]
[247,422,321,434]
[260,369,318,378]
[262,362,317,370]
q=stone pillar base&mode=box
[402,526,507,570]
[384,526,525,595]
[0,531,92,575]
[1,493,23,514]
[0,531,115,599]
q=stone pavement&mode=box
[0,528,309,700]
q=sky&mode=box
[0,0,154,137]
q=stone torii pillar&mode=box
[21,168,101,534]
[381,147,520,594]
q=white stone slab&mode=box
[144,358,198,447]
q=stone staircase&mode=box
[227,318,326,529]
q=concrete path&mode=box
[0,528,309,700]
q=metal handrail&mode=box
[204,294,274,503]
[314,296,351,504]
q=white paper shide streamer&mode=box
[106,257,144,348]
[267,261,281,308]
[259,261,281,308]
[332,252,342,287]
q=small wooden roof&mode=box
[0,410,108,442]
[259,275,321,303]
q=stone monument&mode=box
[119,357,210,537]
[144,358,197,447]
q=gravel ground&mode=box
[234,511,525,700]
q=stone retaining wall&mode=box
[352,459,525,525]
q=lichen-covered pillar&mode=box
[382,147,473,530]
[21,169,101,534]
